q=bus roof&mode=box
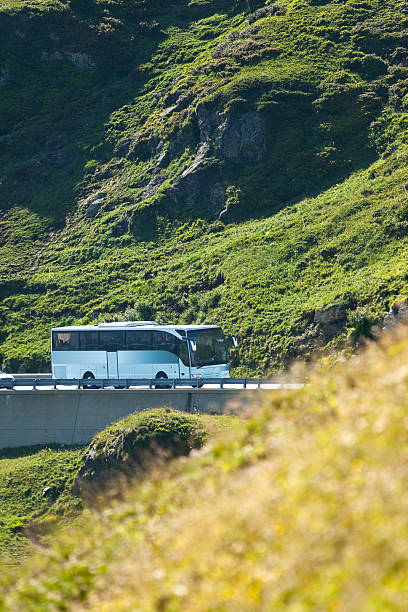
[51,323,221,332]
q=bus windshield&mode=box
[188,328,228,367]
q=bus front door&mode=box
[107,352,119,378]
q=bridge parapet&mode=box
[0,388,259,450]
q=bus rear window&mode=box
[52,331,79,351]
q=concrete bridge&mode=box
[0,388,256,449]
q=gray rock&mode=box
[118,107,266,217]
[140,173,167,199]
[41,50,95,69]
[382,301,408,329]
[112,216,129,236]
[209,182,225,216]
[166,125,195,159]
[219,112,266,162]
[314,306,347,325]
[169,142,211,207]
[86,193,106,218]
[198,109,267,163]
[382,312,398,329]
[64,51,95,70]
[127,134,161,161]
[247,5,286,24]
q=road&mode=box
[5,374,303,392]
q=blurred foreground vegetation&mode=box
[0,409,230,558]
[2,328,408,609]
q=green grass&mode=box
[0,446,83,558]
[2,145,408,374]
[0,0,408,373]
[0,410,236,558]
[75,408,235,492]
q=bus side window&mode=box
[126,331,152,350]
[79,331,99,350]
[53,332,79,351]
[100,331,125,351]
[152,331,177,354]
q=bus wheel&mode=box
[83,372,96,389]
[155,372,171,389]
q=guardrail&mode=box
[0,377,292,390]
[12,373,53,380]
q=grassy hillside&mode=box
[1,0,408,372]
[2,326,408,609]
[0,446,83,558]
[0,409,231,558]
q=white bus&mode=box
[51,321,236,384]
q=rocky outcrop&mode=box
[140,174,165,199]
[197,108,267,163]
[314,305,348,338]
[168,109,266,214]
[220,112,266,162]
[247,5,286,24]
[85,193,106,218]
[125,134,161,161]
[41,50,95,69]
[113,106,267,218]
[382,300,408,328]
[169,142,213,207]
[72,411,205,498]
[314,306,348,326]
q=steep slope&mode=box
[1,0,408,372]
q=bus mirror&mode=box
[226,335,238,349]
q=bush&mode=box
[347,306,379,339]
